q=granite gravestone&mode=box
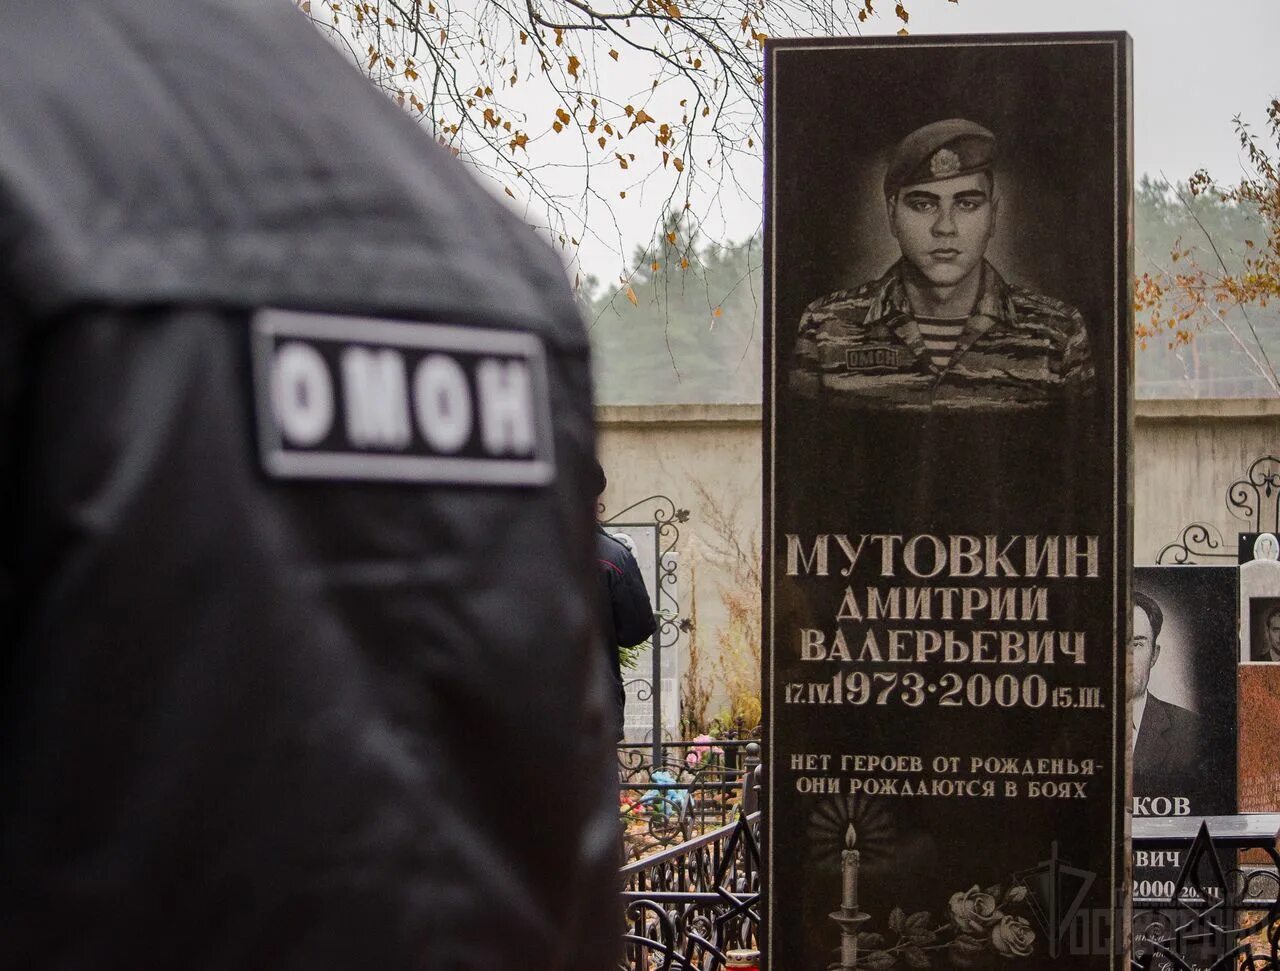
[763,33,1133,970]
[1128,567,1237,971]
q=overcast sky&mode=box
[570,0,1278,282]
[907,0,1277,183]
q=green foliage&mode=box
[586,216,762,405]
[618,639,643,671]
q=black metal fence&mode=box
[620,810,762,970]
[619,738,761,861]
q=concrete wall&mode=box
[1133,399,1280,563]
[597,399,1280,721]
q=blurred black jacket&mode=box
[0,1,619,968]
[595,528,657,736]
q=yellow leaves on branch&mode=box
[509,131,529,152]
[629,109,655,132]
[625,286,638,306]
[567,55,581,79]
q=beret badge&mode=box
[929,147,962,178]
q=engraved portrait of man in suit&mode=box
[1130,591,1204,802]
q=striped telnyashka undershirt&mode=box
[916,315,967,370]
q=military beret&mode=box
[883,119,996,198]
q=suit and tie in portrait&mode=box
[1130,591,1207,806]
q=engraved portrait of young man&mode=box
[790,119,1096,411]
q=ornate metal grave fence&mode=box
[1158,455,1280,563]
[603,494,691,766]
[620,809,762,971]
[619,739,762,861]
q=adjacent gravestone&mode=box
[1238,533,1280,818]
[762,33,1132,970]
[1128,566,1237,971]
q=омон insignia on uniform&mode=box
[250,309,555,486]
[846,344,903,371]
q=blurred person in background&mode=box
[591,462,657,740]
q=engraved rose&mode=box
[990,915,1036,958]
[948,886,1001,934]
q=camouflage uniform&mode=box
[790,260,1095,410]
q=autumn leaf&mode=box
[629,109,655,131]
[712,306,723,318]
[625,286,638,306]
[666,231,677,244]
[895,2,909,22]
[651,261,660,271]
[673,157,685,172]
[609,49,619,60]
[509,131,529,151]
[680,257,689,269]
[504,186,515,198]
[598,136,607,148]
[567,55,581,79]
[556,108,571,124]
